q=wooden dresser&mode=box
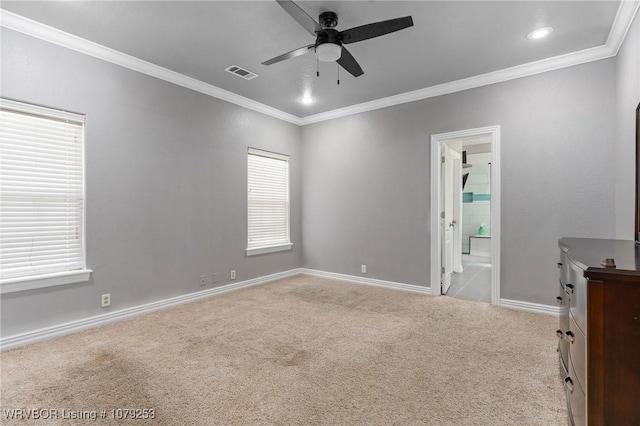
[557,238,640,425]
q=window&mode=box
[246,148,292,256]
[0,99,90,293]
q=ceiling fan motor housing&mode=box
[262,1,413,78]
[319,11,338,29]
[316,28,341,45]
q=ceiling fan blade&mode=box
[276,0,322,36]
[262,44,315,66]
[340,16,413,44]
[337,46,364,77]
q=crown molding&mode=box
[299,0,639,125]
[1,1,638,127]
[606,0,640,56]
[0,10,303,126]
[298,44,614,125]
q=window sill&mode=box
[0,269,92,294]
[246,243,293,256]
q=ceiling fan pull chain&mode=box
[317,55,319,77]
[337,62,340,85]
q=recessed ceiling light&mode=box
[527,27,554,40]
[300,95,315,105]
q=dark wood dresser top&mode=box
[558,238,640,281]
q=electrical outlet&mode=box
[101,293,111,307]
[212,272,219,283]
[230,270,236,280]
[361,264,367,274]
[199,275,207,286]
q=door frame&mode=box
[429,125,501,305]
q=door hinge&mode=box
[441,156,445,163]
[441,266,445,274]
[440,211,445,219]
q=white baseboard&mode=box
[299,268,431,295]
[2,267,557,350]
[499,298,559,316]
[300,269,557,317]
[1,268,304,351]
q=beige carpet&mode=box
[1,275,566,425]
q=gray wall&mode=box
[1,19,630,338]
[614,12,639,240]
[0,29,303,337]
[301,59,616,304]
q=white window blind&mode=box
[0,99,86,282]
[247,148,291,255]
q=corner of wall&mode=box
[614,9,639,239]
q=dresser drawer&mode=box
[568,261,586,333]
[558,282,569,328]
[557,282,570,369]
[568,322,586,395]
[565,374,586,426]
[559,349,569,380]
[559,251,570,286]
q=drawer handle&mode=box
[556,296,563,305]
[556,329,563,339]
[557,262,563,268]
[564,377,574,393]
[565,330,575,343]
[565,284,575,295]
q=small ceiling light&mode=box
[300,95,315,105]
[527,26,554,40]
[316,43,342,62]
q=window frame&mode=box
[0,98,91,294]
[246,148,292,256]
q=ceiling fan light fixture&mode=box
[316,43,342,62]
[527,26,554,40]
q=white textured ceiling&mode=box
[0,1,624,119]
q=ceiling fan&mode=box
[262,0,414,78]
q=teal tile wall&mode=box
[462,193,491,203]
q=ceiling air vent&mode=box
[225,65,258,80]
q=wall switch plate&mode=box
[101,293,111,307]
[199,275,207,286]
[361,265,367,274]
[212,272,219,283]
[230,270,236,280]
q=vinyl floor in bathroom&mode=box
[446,258,492,303]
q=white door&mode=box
[441,144,456,294]
[452,151,463,273]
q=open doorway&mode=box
[430,126,501,306]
